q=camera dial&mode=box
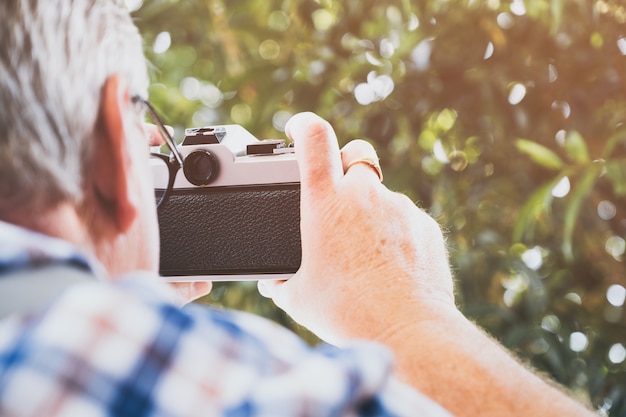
[183,149,219,186]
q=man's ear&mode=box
[92,75,139,233]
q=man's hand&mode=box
[170,280,213,304]
[144,123,168,146]
[258,112,594,417]
[258,112,456,346]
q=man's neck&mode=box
[1,203,93,253]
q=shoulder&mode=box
[0,276,448,416]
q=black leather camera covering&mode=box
[158,183,301,276]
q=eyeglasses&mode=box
[131,95,183,209]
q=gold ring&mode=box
[345,156,383,182]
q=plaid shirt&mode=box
[0,221,451,417]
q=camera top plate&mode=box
[173,124,299,189]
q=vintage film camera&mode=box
[153,125,301,281]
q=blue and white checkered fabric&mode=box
[0,221,451,416]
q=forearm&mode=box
[381,308,595,417]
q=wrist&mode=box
[335,290,461,348]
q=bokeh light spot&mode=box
[272,110,293,132]
[565,292,582,305]
[449,150,469,172]
[541,315,561,333]
[200,83,223,108]
[380,38,396,58]
[609,344,626,364]
[605,236,626,259]
[590,32,604,49]
[569,332,588,352]
[551,176,570,198]
[259,39,281,60]
[354,83,375,105]
[548,64,558,83]
[510,0,526,16]
[551,100,571,118]
[606,284,626,307]
[411,39,432,71]
[522,246,543,270]
[312,9,335,31]
[555,129,566,145]
[436,109,457,131]
[421,156,442,176]
[497,12,514,29]
[354,73,394,105]
[508,83,526,105]
[230,103,252,125]
[597,200,617,220]
[433,140,449,163]
[268,11,290,32]
[484,42,494,59]
[408,14,420,31]
[618,37,626,55]
[180,77,201,100]
[192,107,219,127]
[153,31,171,54]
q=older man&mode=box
[0,1,594,416]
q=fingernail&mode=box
[285,112,318,141]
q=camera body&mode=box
[155,125,301,281]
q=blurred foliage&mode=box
[132,0,626,414]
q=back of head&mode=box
[0,0,149,216]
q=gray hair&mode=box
[0,0,149,213]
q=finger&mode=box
[257,279,284,299]
[257,279,293,319]
[169,281,212,304]
[285,112,343,195]
[341,139,383,183]
[257,279,291,309]
[257,280,273,298]
[144,123,174,146]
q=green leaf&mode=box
[602,126,626,158]
[606,159,626,197]
[515,139,564,170]
[562,165,602,261]
[564,130,590,164]
[513,179,558,242]
[549,0,565,33]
